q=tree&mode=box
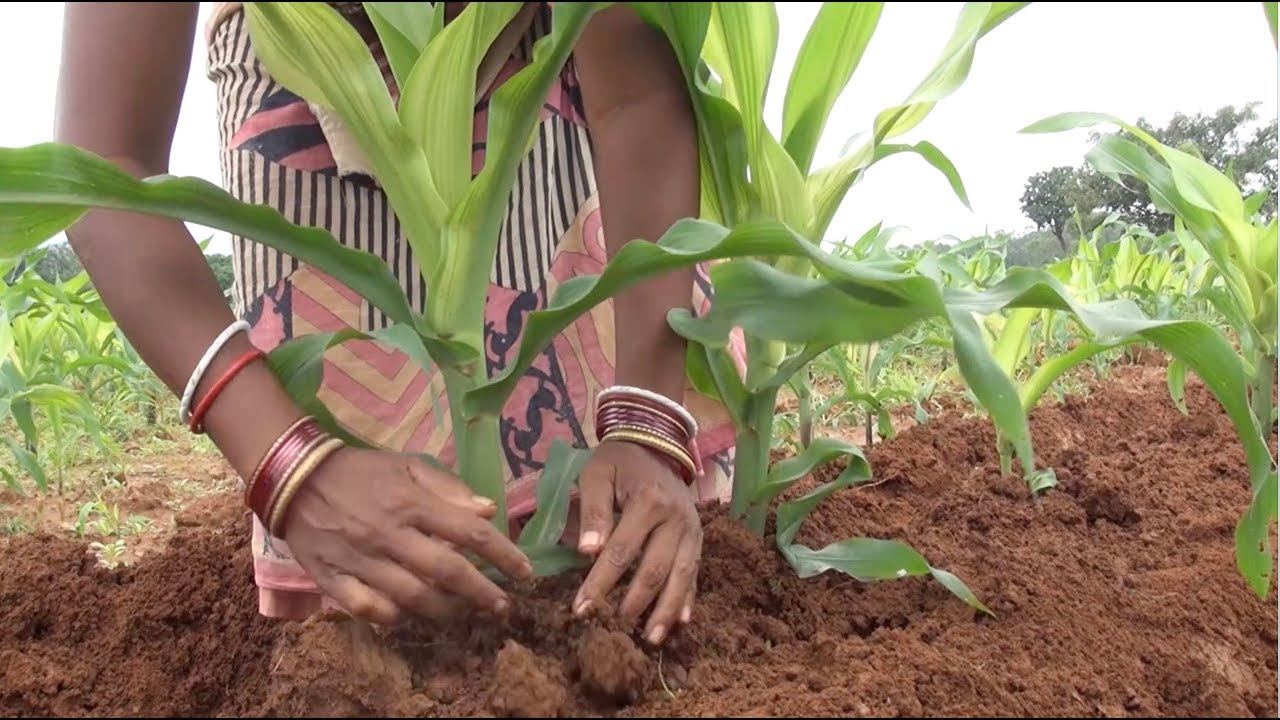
[205,253,235,293]
[1019,166,1080,251]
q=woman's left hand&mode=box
[572,438,702,645]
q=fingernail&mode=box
[573,596,591,618]
[578,531,601,553]
[680,605,692,624]
[493,598,509,615]
[647,624,667,645]
[471,494,495,508]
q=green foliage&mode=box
[1019,103,1278,235]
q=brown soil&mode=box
[1,367,1275,718]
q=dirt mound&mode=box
[0,368,1274,717]
[0,504,274,717]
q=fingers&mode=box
[573,500,656,617]
[320,572,402,626]
[681,571,697,625]
[618,521,682,628]
[413,508,533,583]
[643,527,701,645]
[577,461,617,556]
[361,557,468,623]
[387,529,513,615]
[406,460,498,518]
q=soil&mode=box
[1,366,1275,718]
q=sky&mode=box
[1,2,1276,254]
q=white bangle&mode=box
[179,319,250,425]
[596,385,699,437]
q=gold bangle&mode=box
[603,428,696,477]
[268,437,345,538]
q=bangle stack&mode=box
[594,385,702,484]
[245,416,345,538]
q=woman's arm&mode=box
[55,2,306,478]
[573,4,700,401]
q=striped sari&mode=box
[204,2,744,617]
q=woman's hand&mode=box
[573,439,703,646]
[280,447,534,626]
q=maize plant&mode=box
[637,0,1269,608]
[1024,111,1279,597]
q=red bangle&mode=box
[246,417,325,526]
[188,348,266,434]
[594,389,702,484]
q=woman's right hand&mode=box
[279,446,533,626]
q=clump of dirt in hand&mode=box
[263,610,412,718]
[490,639,567,717]
[576,625,650,704]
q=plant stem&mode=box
[797,370,813,449]
[458,411,505,530]
[1250,352,1276,455]
[731,388,779,537]
[1019,341,1118,414]
[443,367,506,531]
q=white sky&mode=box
[1,2,1276,254]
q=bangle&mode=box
[188,349,266,434]
[180,319,250,426]
[602,428,697,483]
[246,417,324,526]
[268,436,345,538]
[597,385,698,437]
[594,385,703,484]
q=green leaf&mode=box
[1236,469,1277,597]
[400,3,525,211]
[524,543,590,578]
[0,310,12,363]
[1167,357,1189,415]
[754,436,870,504]
[781,2,883,174]
[0,144,417,329]
[686,343,749,425]
[481,542,588,583]
[10,397,36,452]
[807,2,1023,237]
[708,2,810,228]
[782,537,992,615]
[244,1,446,278]
[1265,1,1278,47]
[365,2,438,50]
[872,1,1026,142]
[516,439,591,547]
[363,2,428,90]
[429,3,599,340]
[873,141,971,210]
[1,436,45,492]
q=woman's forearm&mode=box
[64,176,306,481]
[56,3,305,480]
[574,5,702,402]
[591,92,700,401]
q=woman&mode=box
[54,1,741,647]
